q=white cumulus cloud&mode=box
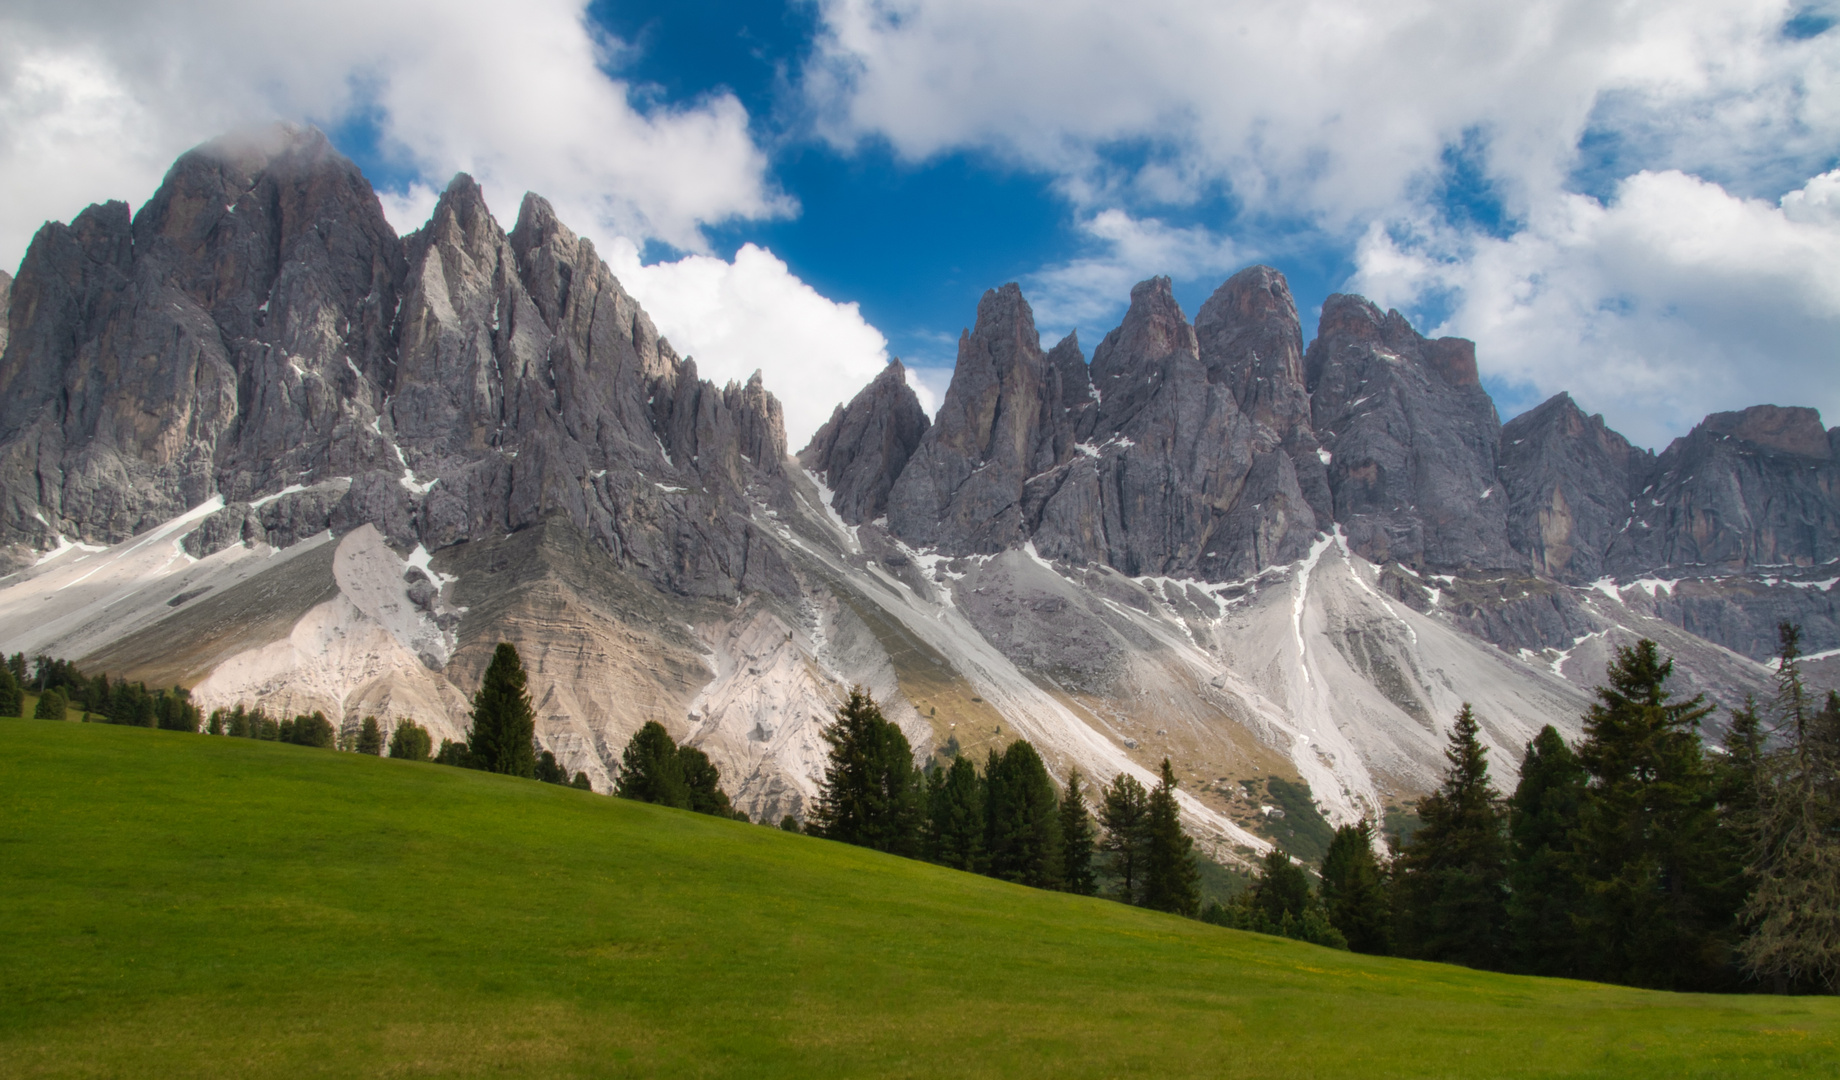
[0,0,786,273]
[606,241,894,449]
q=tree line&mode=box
[1240,626,1839,994]
[795,688,1205,916]
[2,653,204,730]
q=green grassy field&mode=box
[3,719,1836,1078]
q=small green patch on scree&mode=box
[3,719,1835,1079]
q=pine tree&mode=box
[926,754,985,871]
[356,716,384,756]
[466,643,536,777]
[1141,759,1200,915]
[1573,639,1737,991]
[1504,725,1587,976]
[388,720,433,761]
[985,740,1063,889]
[677,744,733,816]
[1100,773,1151,904]
[1321,820,1391,955]
[535,748,568,784]
[1251,846,1312,925]
[809,688,923,856]
[1058,767,1098,895]
[570,771,593,790]
[1392,704,1509,970]
[1739,624,1840,992]
[617,721,689,807]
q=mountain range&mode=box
[2,126,1834,859]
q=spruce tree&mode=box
[33,689,66,720]
[926,754,985,871]
[1573,639,1737,991]
[985,740,1063,889]
[1321,821,1392,955]
[1058,767,1098,895]
[388,720,433,761]
[1392,704,1509,970]
[1100,773,1151,904]
[535,748,568,784]
[466,643,536,777]
[617,721,690,807]
[677,744,733,816]
[1505,725,1588,977]
[1739,624,1840,992]
[809,688,924,855]
[570,771,593,790]
[1141,759,1200,916]
[0,666,21,717]
[356,716,384,756]
[1251,846,1312,925]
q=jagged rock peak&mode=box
[1307,293,1514,570]
[1194,265,1311,443]
[799,359,931,524]
[1090,276,1197,432]
[1697,404,1830,459]
[1499,392,1653,583]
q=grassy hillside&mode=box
[2,720,1835,1078]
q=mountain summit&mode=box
[1,127,1833,849]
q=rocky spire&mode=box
[1499,392,1653,582]
[799,359,930,524]
[1306,295,1514,570]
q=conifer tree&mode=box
[1739,624,1840,992]
[33,689,65,720]
[466,643,536,777]
[570,771,593,790]
[356,716,384,756]
[1251,846,1312,925]
[535,748,568,784]
[1058,767,1098,895]
[1141,759,1200,915]
[1504,725,1587,976]
[1321,820,1392,955]
[926,754,985,871]
[1573,639,1737,991]
[677,744,733,816]
[388,720,433,761]
[0,666,21,717]
[984,740,1063,889]
[1392,704,1509,969]
[617,721,689,807]
[809,688,923,856]
[1100,773,1151,904]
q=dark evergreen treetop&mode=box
[1100,773,1151,905]
[810,688,924,856]
[926,754,985,872]
[1059,767,1097,896]
[1321,821,1391,956]
[617,721,689,807]
[1505,725,1587,977]
[466,643,537,778]
[985,740,1063,889]
[1141,759,1200,916]
[1392,703,1509,969]
[356,716,384,756]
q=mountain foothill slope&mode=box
[0,125,1833,857]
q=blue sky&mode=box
[3,0,1838,450]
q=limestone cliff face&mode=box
[1500,393,1655,583]
[0,126,791,601]
[1306,294,1515,571]
[798,358,929,524]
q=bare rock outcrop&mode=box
[798,359,930,524]
[1499,392,1654,582]
[1306,295,1515,571]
